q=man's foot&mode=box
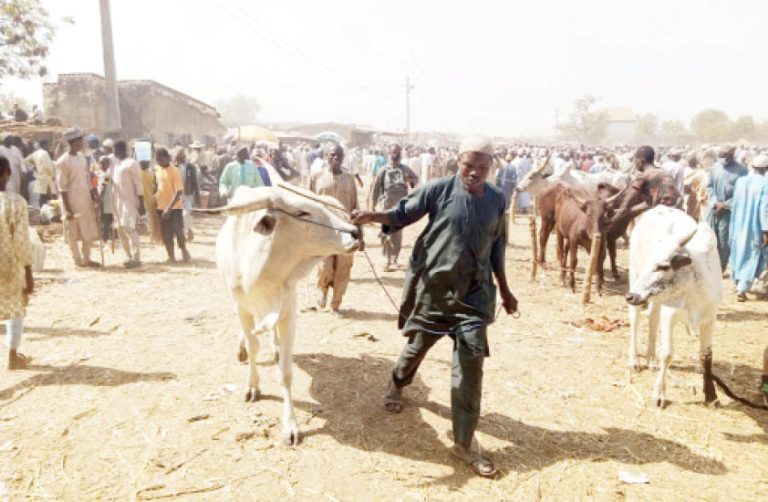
[166,256,177,264]
[8,350,30,370]
[330,308,342,317]
[124,260,141,269]
[737,292,747,302]
[384,381,404,413]
[451,443,498,477]
[78,260,101,268]
[181,249,191,262]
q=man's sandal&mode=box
[451,444,498,477]
[384,382,404,413]
[8,352,31,370]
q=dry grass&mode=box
[0,198,766,501]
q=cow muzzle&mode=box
[625,292,648,306]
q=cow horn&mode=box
[533,153,552,174]
[194,187,275,216]
[677,225,698,248]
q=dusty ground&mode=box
[1,198,767,501]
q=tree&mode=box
[690,109,730,142]
[215,94,261,128]
[0,0,57,81]
[636,113,659,141]
[659,119,686,138]
[557,95,608,144]
[730,115,755,141]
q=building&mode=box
[43,73,225,145]
[602,107,637,145]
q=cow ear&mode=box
[254,213,277,235]
[670,251,692,271]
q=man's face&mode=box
[157,153,171,167]
[389,146,402,165]
[719,151,734,164]
[327,147,344,170]
[70,137,84,153]
[176,151,186,164]
[458,152,491,194]
[237,150,248,163]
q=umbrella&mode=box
[233,125,279,144]
[314,131,345,144]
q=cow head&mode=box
[515,155,552,195]
[215,185,361,259]
[565,187,612,236]
[625,227,697,306]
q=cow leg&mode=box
[699,319,718,406]
[270,329,280,364]
[276,303,300,446]
[236,305,253,364]
[627,304,641,376]
[568,237,578,291]
[539,217,554,264]
[559,235,567,285]
[239,307,262,403]
[608,237,619,280]
[652,307,675,408]
[645,301,660,368]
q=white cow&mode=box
[212,184,360,445]
[624,205,723,408]
[516,160,630,196]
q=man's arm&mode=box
[490,207,517,314]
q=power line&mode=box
[208,0,399,91]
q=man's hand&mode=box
[351,210,374,226]
[714,201,726,215]
[763,232,768,247]
[65,212,75,221]
[161,209,171,220]
[500,288,518,315]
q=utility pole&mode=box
[405,76,413,140]
[99,0,122,135]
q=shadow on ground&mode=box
[0,363,176,401]
[290,353,726,488]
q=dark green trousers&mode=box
[391,332,484,448]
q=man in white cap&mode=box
[55,127,100,268]
[728,153,768,301]
[662,148,685,201]
[352,134,518,477]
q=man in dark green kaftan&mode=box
[352,135,518,477]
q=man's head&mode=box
[175,148,186,164]
[156,148,171,167]
[1,134,11,148]
[458,135,494,195]
[86,134,99,150]
[139,160,150,171]
[389,144,402,166]
[752,153,768,175]
[719,145,735,164]
[103,138,114,154]
[634,146,655,172]
[99,156,111,172]
[114,140,128,159]
[0,156,10,190]
[236,146,248,163]
[668,149,682,161]
[327,144,344,172]
[63,127,84,153]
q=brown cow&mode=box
[554,185,612,292]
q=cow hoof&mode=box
[237,346,248,363]
[272,350,279,364]
[283,428,301,446]
[245,387,261,402]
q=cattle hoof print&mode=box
[245,388,261,402]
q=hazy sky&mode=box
[4,0,768,136]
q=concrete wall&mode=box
[44,74,225,144]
